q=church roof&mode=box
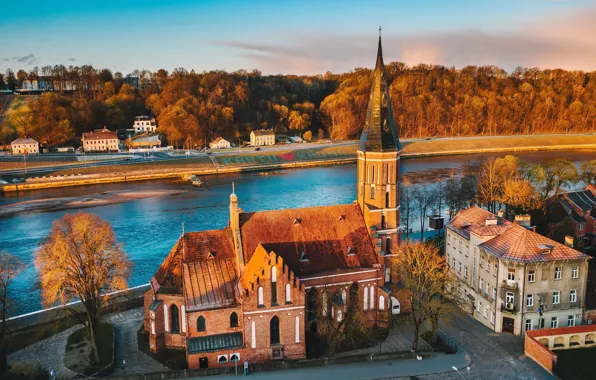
[183,259,239,311]
[359,35,401,153]
[239,203,378,276]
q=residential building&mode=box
[550,186,596,251]
[82,128,119,152]
[133,116,157,134]
[144,34,402,369]
[209,137,231,149]
[11,138,39,154]
[250,130,275,146]
[446,206,590,336]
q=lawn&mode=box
[64,323,114,376]
[137,326,187,370]
[554,347,596,380]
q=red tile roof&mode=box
[183,259,239,311]
[478,223,589,263]
[239,204,378,276]
[82,129,118,140]
[526,324,596,338]
[446,206,511,239]
[151,229,236,292]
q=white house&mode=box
[250,129,275,146]
[133,116,157,134]
[11,138,39,154]
[209,137,231,149]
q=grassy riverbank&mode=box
[2,133,596,192]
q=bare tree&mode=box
[413,186,437,241]
[400,177,417,243]
[0,252,24,373]
[36,212,132,362]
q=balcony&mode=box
[501,302,518,314]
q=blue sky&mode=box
[1,0,595,75]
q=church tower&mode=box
[357,30,402,256]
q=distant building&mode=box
[289,136,303,143]
[20,76,94,92]
[128,133,162,149]
[446,206,590,336]
[82,128,119,152]
[56,146,75,153]
[250,129,275,146]
[209,137,231,150]
[133,116,157,134]
[11,138,39,154]
[550,186,596,251]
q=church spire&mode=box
[359,29,401,152]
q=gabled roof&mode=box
[239,204,378,276]
[183,259,239,311]
[82,129,118,140]
[251,129,275,136]
[446,206,511,239]
[358,35,401,153]
[11,138,38,145]
[478,223,589,263]
[211,137,228,144]
[151,229,236,292]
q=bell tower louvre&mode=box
[357,28,402,256]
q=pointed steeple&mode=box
[359,30,401,152]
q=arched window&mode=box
[386,238,392,255]
[285,283,291,303]
[379,295,385,310]
[363,287,369,310]
[295,316,300,343]
[230,312,238,328]
[381,214,386,229]
[371,165,375,183]
[370,287,375,309]
[341,290,347,304]
[258,286,264,306]
[230,353,240,363]
[197,315,206,332]
[163,303,169,332]
[271,266,277,305]
[218,355,228,364]
[170,305,180,333]
[270,316,280,345]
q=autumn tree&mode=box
[580,160,596,187]
[36,212,132,363]
[0,252,24,373]
[532,159,579,203]
[392,242,460,349]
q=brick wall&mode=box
[186,307,243,339]
[524,334,557,374]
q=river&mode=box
[1,150,594,315]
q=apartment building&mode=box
[446,206,590,335]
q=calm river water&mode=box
[1,150,595,315]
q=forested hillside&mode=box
[2,63,596,148]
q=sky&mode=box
[1,0,595,75]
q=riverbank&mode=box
[2,133,596,192]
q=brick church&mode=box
[143,33,402,369]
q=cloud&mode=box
[215,6,596,74]
[2,53,37,65]
[68,58,76,62]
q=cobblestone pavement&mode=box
[336,324,430,357]
[412,309,554,380]
[105,308,169,376]
[8,325,80,380]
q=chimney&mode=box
[485,216,498,226]
[497,210,504,218]
[514,214,532,227]
[229,183,245,271]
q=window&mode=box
[528,270,536,282]
[485,283,489,297]
[218,355,228,364]
[477,301,482,313]
[554,267,561,280]
[295,316,300,343]
[526,294,534,307]
[251,321,256,348]
[386,238,391,254]
[570,289,577,303]
[479,278,484,292]
[567,315,575,327]
[363,287,369,310]
[379,296,385,310]
[480,255,484,267]
[483,305,488,318]
[493,263,497,276]
[164,304,169,332]
[385,267,391,283]
[271,267,277,305]
[258,287,264,306]
[525,319,532,331]
[579,223,584,231]
[487,262,490,274]
[270,316,280,345]
[197,316,206,332]
[553,291,560,304]
[507,268,515,281]
[337,309,343,322]
[490,312,495,325]
[370,185,375,199]
[493,287,497,300]
[506,292,514,307]
[458,262,462,273]
[472,277,476,288]
[370,286,375,309]
[371,165,375,183]
[230,312,238,328]
[572,266,579,279]
[285,283,292,303]
[170,305,180,334]
[551,317,558,328]
[464,266,468,279]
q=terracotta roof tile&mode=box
[478,224,590,263]
[446,206,511,239]
[526,324,596,338]
[239,204,377,276]
[183,259,239,311]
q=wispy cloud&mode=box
[215,6,596,74]
[13,53,36,64]
[68,57,76,62]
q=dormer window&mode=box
[300,252,309,262]
[347,247,356,256]
[293,218,302,226]
[537,244,554,255]
[207,251,215,259]
[338,215,346,222]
